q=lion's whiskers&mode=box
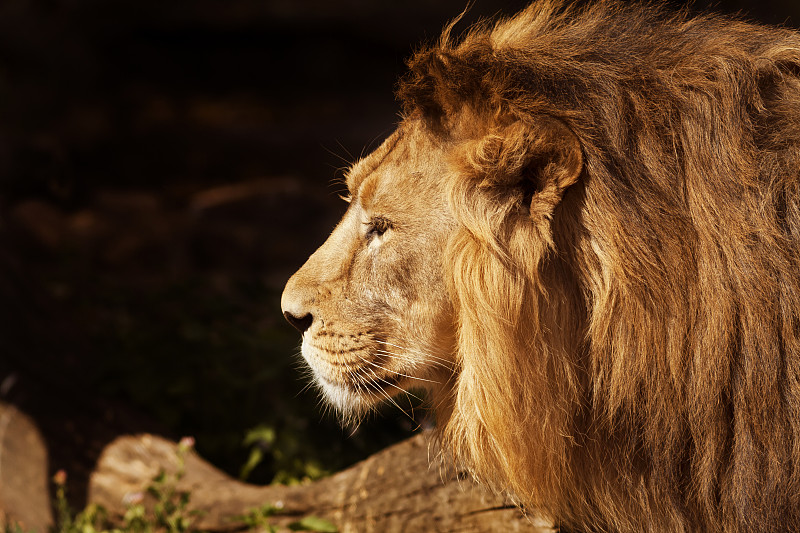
[379,340,454,369]
[342,353,427,428]
[370,352,442,386]
[360,366,418,424]
[354,353,433,394]
[375,348,452,373]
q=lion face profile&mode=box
[282,125,458,417]
[282,1,800,531]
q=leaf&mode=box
[243,425,276,447]
[239,447,264,481]
[178,491,191,508]
[287,516,338,532]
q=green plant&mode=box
[239,425,276,481]
[51,438,200,533]
[236,504,280,532]
[143,436,201,533]
[3,520,35,533]
[240,424,330,485]
[50,436,337,533]
[287,517,337,533]
[237,504,337,533]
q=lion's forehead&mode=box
[345,128,404,194]
[347,122,445,200]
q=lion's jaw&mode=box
[281,122,457,418]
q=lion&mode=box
[281,1,800,531]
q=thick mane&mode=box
[399,1,800,531]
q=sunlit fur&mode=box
[282,1,800,531]
[395,1,800,531]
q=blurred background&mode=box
[0,0,797,509]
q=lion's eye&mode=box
[365,215,392,239]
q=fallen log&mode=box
[90,433,554,532]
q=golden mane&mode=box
[398,1,800,530]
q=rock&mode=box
[0,401,54,532]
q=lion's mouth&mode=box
[313,354,406,392]
[303,339,410,398]
[312,362,411,416]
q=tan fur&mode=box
[283,2,800,531]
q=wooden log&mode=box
[0,401,54,532]
[89,433,554,532]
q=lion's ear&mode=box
[465,116,583,218]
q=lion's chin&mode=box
[316,370,414,415]
[315,375,377,416]
[301,337,408,418]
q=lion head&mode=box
[282,1,800,531]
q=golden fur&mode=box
[283,1,800,531]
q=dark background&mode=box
[0,0,797,509]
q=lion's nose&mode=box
[283,311,313,333]
[281,259,319,335]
